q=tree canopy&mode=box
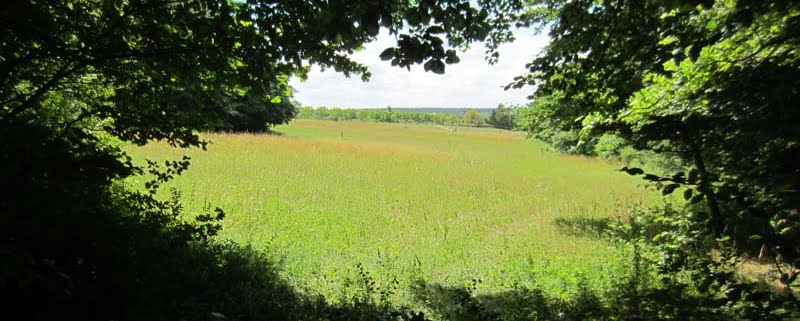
[1,0,522,143]
[514,0,800,315]
[3,0,800,319]
[0,0,524,319]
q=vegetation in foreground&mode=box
[3,0,799,320]
[511,0,800,318]
[1,0,524,319]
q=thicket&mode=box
[512,0,800,318]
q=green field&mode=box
[127,119,654,302]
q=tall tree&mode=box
[0,0,522,319]
[514,0,800,315]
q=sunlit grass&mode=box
[127,119,656,302]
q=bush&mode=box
[550,130,581,154]
[619,146,640,166]
[549,130,595,155]
[594,134,627,160]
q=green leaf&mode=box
[445,55,460,64]
[444,49,461,64]
[379,48,395,61]
[706,19,718,31]
[423,59,445,74]
[658,36,679,46]
[364,18,379,36]
[663,60,679,72]
[427,25,445,34]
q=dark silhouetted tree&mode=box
[0,0,523,319]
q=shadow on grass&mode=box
[409,279,726,321]
[553,215,669,241]
[264,129,286,136]
[0,121,418,321]
[553,216,615,238]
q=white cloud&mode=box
[289,29,549,108]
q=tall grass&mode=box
[127,119,656,304]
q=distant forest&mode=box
[385,108,494,117]
[295,106,515,128]
[302,107,494,117]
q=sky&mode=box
[289,29,550,109]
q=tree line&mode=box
[295,105,520,129]
[297,106,462,125]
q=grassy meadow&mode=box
[127,119,656,303]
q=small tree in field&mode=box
[463,109,482,126]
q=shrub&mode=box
[619,146,640,166]
[594,134,627,160]
[549,130,595,155]
[550,130,580,154]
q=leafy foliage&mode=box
[514,0,800,316]
[215,91,298,132]
[0,0,524,319]
[593,134,627,160]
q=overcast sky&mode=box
[289,29,550,109]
